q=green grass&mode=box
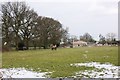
[2,46,118,78]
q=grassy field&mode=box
[2,46,118,78]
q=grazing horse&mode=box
[51,44,57,50]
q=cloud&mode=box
[87,0,118,15]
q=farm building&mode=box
[72,40,87,47]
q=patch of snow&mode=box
[83,54,87,58]
[71,62,120,78]
[85,51,88,53]
[0,68,51,78]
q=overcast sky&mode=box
[1,0,119,40]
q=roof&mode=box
[73,40,87,45]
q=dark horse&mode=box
[51,44,57,50]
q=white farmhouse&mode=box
[72,40,87,48]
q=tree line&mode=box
[1,2,68,50]
[98,33,118,45]
[70,32,118,45]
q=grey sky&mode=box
[1,0,119,40]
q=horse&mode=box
[50,44,57,50]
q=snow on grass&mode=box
[0,62,119,78]
[0,68,51,78]
[71,62,120,78]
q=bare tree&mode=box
[1,2,38,50]
[19,9,38,50]
[106,33,116,41]
[80,33,95,42]
[99,34,106,45]
[106,33,116,45]
[1,2,26,50]
[61,27,69,45]
[1,3,14,50]
[71,35,78,41]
